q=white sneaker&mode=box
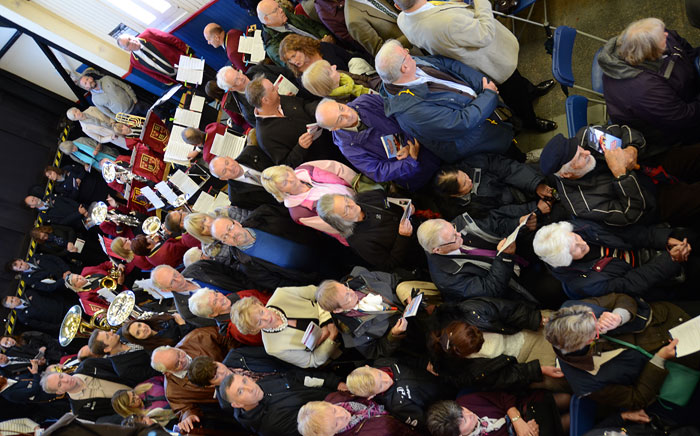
[526,148,543,163]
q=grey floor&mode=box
[505,0,700,151]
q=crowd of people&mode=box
[2,1,700,435]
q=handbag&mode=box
[601,335,700,407]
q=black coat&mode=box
[21,253,71,292]
[227,146,278,210]
[1,373,66,405]
[34,225,76,259]
[5,331,63,363]
[233,374,331,436]
[53,165,86,201]
[255,96,344,168]
[40,196,85,230]
[69,358,139,421]
[15,289,77,333]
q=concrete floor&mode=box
[506,0,700,151]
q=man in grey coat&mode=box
[78,71,148,118]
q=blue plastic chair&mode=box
[569,395,597,436]
[565,95,590,138]
[591,47,605,94]
[552,26,606,100]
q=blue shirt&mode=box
[242,229,315,271]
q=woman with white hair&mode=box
[58,137,119,171]
[545,292,699,419]
[183,208,241,266]
[533,219,693,300]
[301,60,380,103]
[66,106,129,148]
[598,17,700,147]
[261,160,357,245]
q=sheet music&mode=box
[190,95,206,112]
[150,84,182,111]
[238,30,265,64]
[211,132,246,158]
[176,56,205,85]
[174,107,202,128]
[164,125,194,165]
[192,191,215,213]
[169,169,200,197]
[155,181,179,205]
[213,191,231,210]
[140,186,165,209]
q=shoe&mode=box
[532,79,557,98]
[525,148,544,163]
[533,118,557,132]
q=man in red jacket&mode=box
[203,23,248,73]
[117,28,190,85]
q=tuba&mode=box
[115,112,145,136]
[59,305,114,346]
[90,201,141,228]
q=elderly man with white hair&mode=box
[188,287,269,335]
[598,17,700,147]
[374,39,518,163]
[533,218,694,300]
[150,326,234,432]
[416,217,564,306]
[116,29,189,85]
[256,0,334,66]
[66,106,129,149]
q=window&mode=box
[102,0,188,30]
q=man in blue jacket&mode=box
[315,94,440,191]
[375,39,517,163]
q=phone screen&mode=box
[587,128,622,153]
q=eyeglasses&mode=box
[436,224,459,248]
[589,312,600,343]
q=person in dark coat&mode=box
[598,18,700,148]
[317,190,426,272]
[346,357,447,430]
[7,254,71,292]
[24,194,87,231]
[297,391,416,436]
[217,371,335,436]
[1,331,63,364]
[216,64,315,127]
[120,313,194,350]
[317,94,441,191]
[2,290,77,334]
[208,147,279,211]
[1,360,70,418]
[315,266,409,359]
[533,219,695,300]
[545,293,699,425]
[416,217,563,306]
[434,153,556,231]
[247,75,347,168]
[540,125,700,227]
[30,225,80,261]
[45,165,85,201]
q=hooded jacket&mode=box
[598,30,700,147]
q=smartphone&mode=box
[587,127,622,153]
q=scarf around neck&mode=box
[330,73,372,99]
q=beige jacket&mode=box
[345,0,409,56]
[397,0,518,83]
[262,285,341,368]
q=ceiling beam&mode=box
[0,29,21,60]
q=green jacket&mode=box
[263,11,331,66]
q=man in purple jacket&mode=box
[315,94,440,191]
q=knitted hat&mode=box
[540,134,578,175]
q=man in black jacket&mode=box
[208,147,279,210]
[217,64,315,126]
[7,254,71,292]
[246,75,346,167]
[24,194,88,231]
[417,217,564,307]
[3,290,77,334]
[88,329,160,384]
[218,372,336,436]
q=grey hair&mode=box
[544,305,596,353]
[315,98,339,130]
[617,18,666,65]
[216,66,235,91]
[375,39,406,84]
[66,107,80,121]
[151,345,175,373]
[40,372,58,394]
[533,221,576,267]
[417,219,450,252]
[245,73,267,109]
[150,264,175,290]
[183,247,203,268]
[316,194,357,237]
[426,400,463,436]
[59,141,75,155]
[189,288,216,318]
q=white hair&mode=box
[189,288,216,318]
[209,157,223,178]
[315,98,338,130]
[150,264,175,290]
[533,221,576,267]
[183,247,203,268]
[417,219,449,252]
[216,66,235,91]
[66,107,80,121]
[151,346,175,373]
[375,39,406,84]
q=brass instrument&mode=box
[106,290,144,326]
[90,201,141,227]
[142,216,162,236]
[59,305,114,346]
[115,112,145,135]
[102,161,148,185]
[99,264,121,292]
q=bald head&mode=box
[182,127,206,146]
[204,23,226,48]
[257,0,287,27]
[315,98,358,130]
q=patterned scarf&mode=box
[337,401,387,432]
[466,416,507,436]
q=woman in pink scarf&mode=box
[261,160,357,245]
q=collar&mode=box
[254,105,285,118]
[403,1,434,15]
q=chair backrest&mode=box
[511,0,537,15]
[591,48,604,94]
[565,95,589,138]
[569,394,597,436]
[552,25,577,88]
